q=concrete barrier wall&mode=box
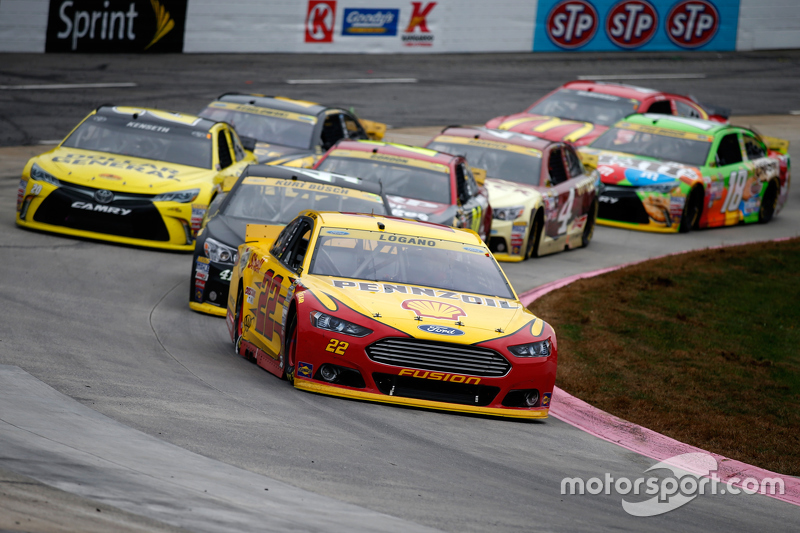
[0,0,797,53]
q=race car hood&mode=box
[484,178,543,207]
[205,214,251,249]
[388,195,458,225]
[252,142,314,165]
[581,149,703,187]
[34,147,214,194]
[305,275,529,339]
[489,113,607,146]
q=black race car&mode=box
[198,94,386,167]
[189,164,392,316]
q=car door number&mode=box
[721,169,748,213]
[557,188,576,234]
[325,339,349,355]
[255,269,284,341]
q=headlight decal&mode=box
[30,163,60,186]
[152,188,200,203]
[493,206,525,221]
[507,338,552,357]
[310,311,372,337]
[203,237,238,265]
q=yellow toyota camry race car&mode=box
[227,211,558,419]
[16,105,256,251]
[426,127,598,261]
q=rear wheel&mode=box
[581,200,598,248]
[759,181,778,223]
[679,188,703,233]
[525,210,543,260]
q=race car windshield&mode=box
[427,141,542,186]
[62,115,212,168]
[199,107,314,149]
[526,89,639,126]
[591,128,711,167]
[223,181,386,223]
[310,229,515,299]
[317,156,451,204]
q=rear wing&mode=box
[245,223,284,245]
[360,119,386,141]
[761,135,790,155]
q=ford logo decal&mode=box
[93,189,114,204]
[417,324,464,336]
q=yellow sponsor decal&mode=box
[499,115,594,142]
[434,135,543,158]
[530,318,544,337]
[209,101,318,124]
[329,149,450,174]
[399,368,481,385]
[618,122,713,142]
[240,176,383,203]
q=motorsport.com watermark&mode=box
[561,453,786,517]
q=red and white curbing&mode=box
[519,236,800,507]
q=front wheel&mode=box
[284,314,297,383]
[525,210,543,260]
[679,188,703,233]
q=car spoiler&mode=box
[244,223,284,246]
[359,119,386,141]
[762,135,790,155]
[689,96,731,120]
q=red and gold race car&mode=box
[426,127,598,261]
[314,140,492,241]
[227,212,557,419]
[485,80,729,147]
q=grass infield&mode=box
[533,237,800,476]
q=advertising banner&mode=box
[45,0,188,52]
[533,0,741,52]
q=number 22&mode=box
[325,339,349,355]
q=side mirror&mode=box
[239,135,257,152]
[470,167,487,186]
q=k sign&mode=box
[46,0,188,52]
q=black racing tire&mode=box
[758,181,778,224]
[233,283,251,360]
[679,187,703,233]
[581,200,598,248]
[525,210,543,260]
[284,313,297,383]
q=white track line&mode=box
[577,73,706,81]
[0,82,137,90]
[286,78,418,85]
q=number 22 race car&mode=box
[227,212,557,419]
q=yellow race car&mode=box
[226,211,558,419]
[16,106,256,251]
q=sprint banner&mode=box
[533,0,741,52]
[45,0,188,52]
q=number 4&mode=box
[557,188,576,235]
[721,169,748,213]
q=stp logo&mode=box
[606,1,658,49]
[546,1,598,49]
[666,0,719,49]
[305,1,336,43]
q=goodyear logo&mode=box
[342,8,399,36]
[297,362,313,378]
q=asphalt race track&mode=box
[1,52,799,532]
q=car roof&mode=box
[217,93,327,116]
[620,113,727,135]
[310,211,484,244]
[437,127,553,150]
[329,140,458,166]
[560,80,664,100]
[243,164,384,197]
[95,105,217,132]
